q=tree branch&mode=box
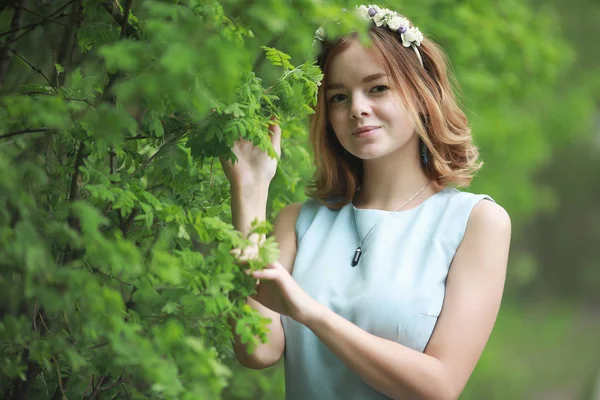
[82,374,95,399]
[4,1,76,45]
[102,0,123,25]
[0,1,12,15]
[60,141,88,264]
[25,91,94,106]
[91,266,132,286]
[16,5,69,27]
[52,0,82,87]
[67,141,86,203]
[99,0,135,176]
[119,208,138,237]
[100,372,126,392]
[102,0,138,39]
[124,135,152,140]
[0,127,50,140]
[82,372,126,400]
[86,375,106,400]
[3,45,56,89]
[0,20,60,39]
[11,349,41,400]
[0,0,26,90]
[131,132,186,176]
[106,0,130,202]
[49,357,68,400]
[110,146,117,174]
[120,0,132,40]
[121,382,131,399]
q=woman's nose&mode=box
[350,94,371,119]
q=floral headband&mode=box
[314,4,425,68]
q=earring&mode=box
[421,140,429,165]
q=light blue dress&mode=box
[280,187,494,400]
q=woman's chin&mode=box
[351,147,387,161]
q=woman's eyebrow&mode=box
[325,73,388,91]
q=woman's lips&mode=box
[352,126,380,138]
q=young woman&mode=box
[223,5,511,400]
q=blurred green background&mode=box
[1,0,598,398]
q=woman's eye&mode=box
[329,94,347,103]
[371,85,389,93]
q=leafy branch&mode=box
[4,1,76,45]
[0,127,51,140]
[120,0,133,40]
[53,0,83,87]
[24,90,94,106]
[5,45,56,89]
[49,357,68,400]
[131,130,188,176]
[16,4,69,27]
[80,370,128,400]
[102,0,138,39]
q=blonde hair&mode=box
[306,25,482,209]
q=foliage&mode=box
[0,0,327,398]
[0,0,597,399]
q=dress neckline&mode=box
[350,187,454,213]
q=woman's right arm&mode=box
[219,120,302,369]
[228,183,302,369]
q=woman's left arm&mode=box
[251,199,511,400]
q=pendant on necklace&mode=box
[351,247,363,267]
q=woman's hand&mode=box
[249,261,320,325]
[219,117,282,188]
[232,244,320,325]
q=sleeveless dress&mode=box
[280,187,494,400]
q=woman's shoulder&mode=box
[285,195,346,243]
[276,201,304,220]
[467,197,511,235]
[275,198,321,233]
[441,187,497,211]
[296,194,347,211]
[444,188,510,238]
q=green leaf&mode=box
[261,46,294,71]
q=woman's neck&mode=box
[353,156,442,211]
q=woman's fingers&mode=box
[264,261,283,270]
[231,244,260,262]
[252,268,280,280]
[247,232,266,246]
[242,246,259,261]
[268,116,282,157]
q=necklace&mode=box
[350,180,432,267]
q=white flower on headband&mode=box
[356,5,371,20]
[388,15,410,32]
[360,5,423,46]
[372,12,386,27]
[367,4,382,14]
[316,4,425,51]
[401,26,423,47]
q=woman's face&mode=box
[325,39,418,161]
